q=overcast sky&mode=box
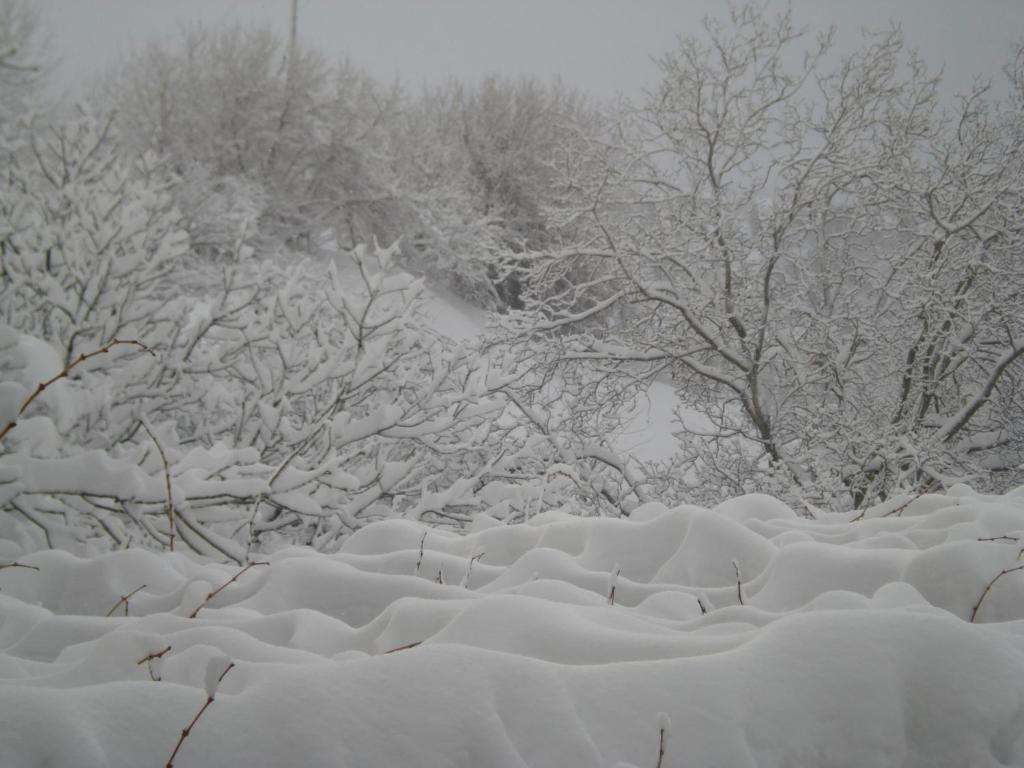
[38,0,1024,102]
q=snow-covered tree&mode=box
[1,110,188,366]
[2,237,539,559]
[388,76,601,309]
[0,13,640,559]
[106,23,399,255]
[506,5,1024,507]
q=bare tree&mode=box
[509,5,1024,507]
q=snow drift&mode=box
[3,486,1024,767]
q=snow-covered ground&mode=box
[408,265,689,465]
[3,486,1024,767]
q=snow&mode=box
[610,380,685,462]
[0,326,76,435]
[401,271,691,467]
[3,487,1024,766]
[416,280,490,343]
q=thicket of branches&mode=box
[2,1,1022,563]
[0,4,642,560]
[0,109,628,558]
[505,6,1024,508]
[101,24,600,312]
[385,75,601,309]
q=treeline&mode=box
[101,22,599,310]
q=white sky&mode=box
[37,0,1024,102]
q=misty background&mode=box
[39,0,1024,101]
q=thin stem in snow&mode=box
[136,645,172,681]
[415,531,427,576]
[971,558,1024,622]
[165,662,234,768]
[106,583,147,617]
[189,562,269,618]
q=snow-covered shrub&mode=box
[0,99,642,561]
[0,52,590,557]
[0,238,537,559]
[106,23,397,255]
[505,9,1024,510]
[0,110,189,366]
[478,331,654,519]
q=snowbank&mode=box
[2,487,1024,766]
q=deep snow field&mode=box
[3,486,1024,767]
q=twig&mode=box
[462,551,484,589]
[383,640,423,654]
[137,645,172,681]
[165,663,234,768]
[696,596,708,615]
[0,338,153,443]
[140,418,175,552]
[849,488,928,523]
[137,645,172,665]
[608,565,621,606]
[174,506,246,564]
[971,563,1024,622]
[189,562,269,618]
[978,535,1020,543]
[654,712,670,768]
[732,559,744,606]
[0,561,40,572]
[415,531,427,576]
[106,583,147,617]
[10,500,54,548]
[882,490,928,518]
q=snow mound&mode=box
[3,488,1024,766]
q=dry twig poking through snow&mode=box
[655,712,670,768]
[383,640,424,654]
[165,658,234,768]
[136,645,172,681]
[971,552,1024,622]
[0,338,152,443]
[608,563,621,605]
[415,531,427,575]
[105,584,147,617]
[188,562,269,618]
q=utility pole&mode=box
[281,0,298,80]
